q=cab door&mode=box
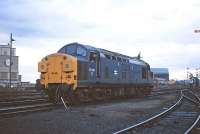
[89,51,100,81]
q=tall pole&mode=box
[186,67,189,80]
[9,33,15,88]
[194,29,199,76]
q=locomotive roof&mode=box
[59,42,148,66]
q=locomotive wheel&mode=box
[144,87,152,96]
[105,89,112,99]
[53,86,69,104]
[130,88,137,97]
[135,88,142,97]
[66,89,79,105]
[55,87,62,104]
[73,90,81,105]
[124,88,130,98]
[59,85,78,105]
[77,89,91,102]
[47,89,56,102]
[94,88,105,100]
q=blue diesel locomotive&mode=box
[38,42,153,102]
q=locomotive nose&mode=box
[38,53,77,88]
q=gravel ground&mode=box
[0,93,178,134]
[132,89,200,134]
[135,100,199,134]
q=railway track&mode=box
[0,103,55,118]
[113,90,200,134]
[0,88,191,120]
[148,88,188,97]
[0,88,164,119]
[0,90,55,119]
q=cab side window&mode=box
[89,52,97,61]
[77,46,87,57]
[66,45,76,56]
[142,67,147,79]
[89,51,100,78]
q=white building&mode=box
[0,44,20,87]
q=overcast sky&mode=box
[0,0,200,82]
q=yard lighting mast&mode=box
[194,30,200,78]
[186,67,189,80]
[9,33,15,88]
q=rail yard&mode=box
[0,41,200,134]
[0,87,200,134]
[0,89,55,118]
[1,1,200,132]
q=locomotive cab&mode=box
[58,43,101,82]
[89,51,101,80]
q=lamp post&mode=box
[9,33,15,88]
[186,67,189,80]
[194,30,199,81]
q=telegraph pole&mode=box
[9,33,15,88]
[186,67,189,80]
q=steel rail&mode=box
[0,98,48,105]
[184,115,200,134]
[113,92,183,134]
[189,90,200,103]
[0,107,55,119]
[0,103,55,119]
[182,95,200,105]
[61,97,69,110]
[184,91,200,134]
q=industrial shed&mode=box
[151,68,169,81]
